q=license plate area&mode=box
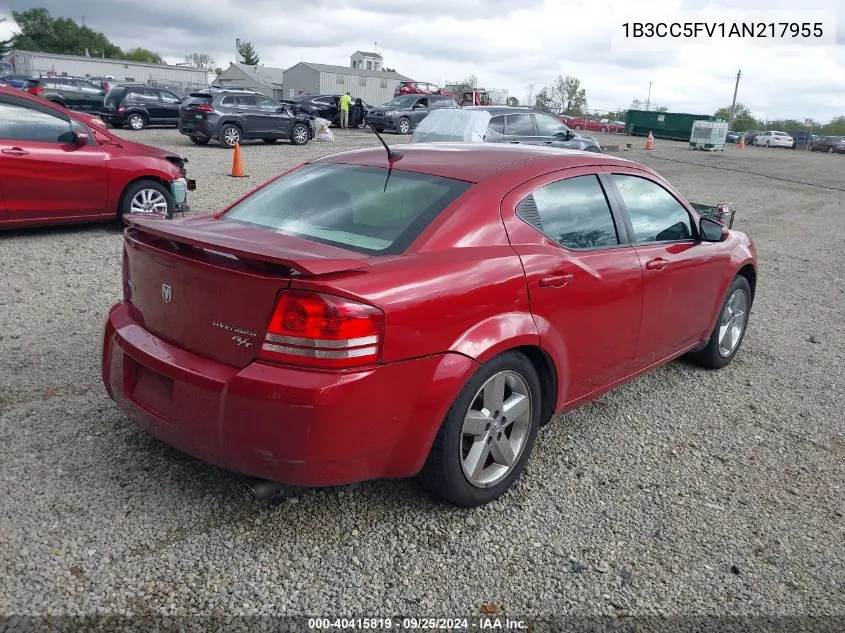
[132,362,174,419]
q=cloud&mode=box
[1,0,843,120]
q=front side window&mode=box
[160,91,180,104]
[0,101,73,143]
[611,174,693,243]
[516,175,619,249]
[235,95,258,108]
[222,163,471,255]
[256,95,279,112]
[534,113,569,136]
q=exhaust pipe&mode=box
[243,478,285,501]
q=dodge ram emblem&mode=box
[161,283,172,303]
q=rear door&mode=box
[233,94,262,133]
[503,112,537,144]
[0,95,109,221]
[73,79,105,111]
[603,169,729,366]
[130,88,163,120]
[501,167,644,401]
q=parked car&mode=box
[178,88,314,148]
[725,131,740,143]
[753,130,794,148]
[809,135,845,154]
[394,81,455,98]
[23,76,106,111]
[566,117,624,133]
[0,74,32,89]
[100,84,184,130]
[786,130,819,148]
[466,106,603,152]
[743,130,763,144]
[366,93,458,134]
[281,94,373,128]
[100,141,757,507]
[0,86,194,229]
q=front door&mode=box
[501,167,644,403]
[410,97,430,127]
[604,169,729,365]
[0,97,108,221]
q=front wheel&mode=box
[396,117,411,135]
[120,179,174,220]
[418,351,542,507]
[687,275,752,369]
[290,123,309,145]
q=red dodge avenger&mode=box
[102,142,757,507]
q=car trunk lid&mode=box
[122,215,371,368]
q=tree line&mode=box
[0,8,263,76]
[715,103,845,136]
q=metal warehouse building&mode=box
[6,50,209,93]
[211,63,286,100]
[283,52,411,106]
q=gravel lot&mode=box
[0,127,843,629]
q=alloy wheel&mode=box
[223,127,240,147]
[398,119,410,134]
[460,370,532,487]
[292,125,308,144]
[129,188,168,215]
[718,288,748,357]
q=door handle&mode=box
[509,139,520,144]
[645,257,669,271]
[1,147,28,156]
[543,139,553,144]
[539,273,575,288]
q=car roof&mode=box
[463,105,548,116]
[313,142,646,183]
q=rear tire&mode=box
[119,179,174,220]
[418,351,542,507]
[126,113,146,131]
[219,123,242,149]
[189,135,210,145]
[687,276,752,369]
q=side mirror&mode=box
[700,217,729,242]
[73,131,90,145]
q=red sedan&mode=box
[0,86,194,229]
[102,143,757,507]
[567,117,624,133]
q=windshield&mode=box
[383,95,419,108]
[222,163,471,255]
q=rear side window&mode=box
[235,95,258,108]
[222,163,471,255]
[128,89,159,102]
[505,114,535,135]
[611,174,693,243]
[516,175,619,249]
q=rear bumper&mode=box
[102,302,478,486]
[178,120,216,138]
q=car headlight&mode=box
[385,111,398,117]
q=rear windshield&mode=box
[222,163,471,255]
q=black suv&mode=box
[367,94,458,134]
[179,88,315,148]
[24,76,105,111]
[100,84,184,130]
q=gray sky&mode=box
[1,0,843,121]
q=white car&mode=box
[754,130,794,148]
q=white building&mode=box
[5,50,209,93]
[283,53,411,106]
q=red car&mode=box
[0,86,194,229]
[566,117,624,133]
[394,81,455,98]
[102,143,757,507]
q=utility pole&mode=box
[235,38,240,63]
[645,81,652,111]
[728,69,742,130]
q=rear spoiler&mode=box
[124,215,370,276]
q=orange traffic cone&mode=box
[737,134,745,150]
[645,131,655,150]
[229,143,247,178]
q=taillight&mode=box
[194,104,214,112]
[117,107,126,114]
[259,290,384,369]
[27,86,44,96]
[122,248,131,302]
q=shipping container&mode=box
[689,120,728,151]
[626,109,717,141]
